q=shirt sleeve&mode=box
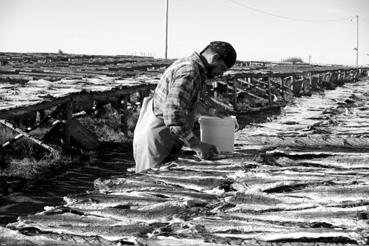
[162,72,200,147]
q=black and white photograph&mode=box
[1,0,369,245]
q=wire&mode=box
[361,17,369,25]
[227,0,352,22]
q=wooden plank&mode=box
[224,68,361,80]
[70,119,100,150]
[280,77,285,100]
[0,84,156,120]
[213,81,218,99]
[0,97,70,120]
[64,101,73,151]
[207,97,234,113]
[0,120,57,154]
[267,78,272,105]
[237,78,269,94]
[121,95,129,134]
[241,90,266,101]
[251,77,269,86]
[232,80,238,111]
[237,78,253,87]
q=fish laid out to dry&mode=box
[143,189,220,203]
[144,168,231,179]
[8,207,162,242]
[4,77,369,245]
[80,204,190,224]
[163,156,255,172]
[213,231,365,244]
[9,211,117,229]
[64,191,170,209]
[284,184,369,205]
[275,154,369,169]
[222,204,369,229]
[94,176,175,193]
[218,192,317,213]
[137,236,231,246]
[10,222,157,242]
[137,175,233,192]
[0,226,108,246]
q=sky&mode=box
[1,0,369,65]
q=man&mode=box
[133,41,237,173]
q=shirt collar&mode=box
[191,52,209,78]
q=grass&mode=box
[0,103,138,179]
[78,103,138,142]
[0,154,68,179]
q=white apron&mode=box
[133,97,195,173]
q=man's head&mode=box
[200,41,237,79]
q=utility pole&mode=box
[164,0,169,59]
[356,15,359,67]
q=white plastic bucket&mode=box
[198,116,239,153]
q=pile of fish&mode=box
[1,79,369,245]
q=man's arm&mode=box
[162,72,200,147]
[200,96,233,117]
[162,70,219,159]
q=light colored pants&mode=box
[133,97,184,173]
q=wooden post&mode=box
[341,70,344,81]
[317,73,321,88]
[291,75,295,93]
[232,79,238,111]
[36,111,41,124]
[121,95,129,134]
[213,81,218,99]
[164,0,169,59]
[138,91,144,103]
[17,119,24,130]
[64,100,73,151]
[281,77,285,101]
[342,70,345,81]
[267,77,272,105]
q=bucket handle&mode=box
[199,115,239,131]
[231,116,239,131]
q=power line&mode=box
[361,17,369,25]
[227,0,351,22]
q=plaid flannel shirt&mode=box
[153,52,208,147]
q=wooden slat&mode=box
[0,84,156,119]
[63,101,73,150]
[0,120,57,154]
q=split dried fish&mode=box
[144,175,233,192]
[81,205,190,224]
[144,189,220,203]
[94,177,172,193]
[64,192,169,209]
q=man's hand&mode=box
[194,101,228,119]
[209,108,229,118]
[191,142,218,160]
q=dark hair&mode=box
[202,41,237,68]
